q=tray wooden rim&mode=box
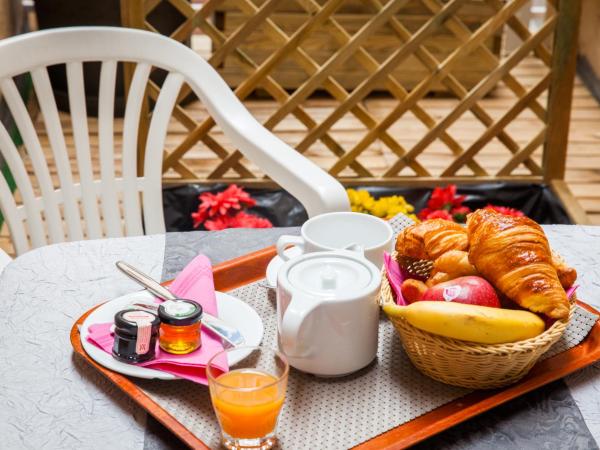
[70,245,600,450]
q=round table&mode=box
[0,225,599,449]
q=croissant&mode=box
[426,271,452,287]
[395,219,468,261]
[551,251,577,289]
[467,209,569,319]
[433,250,478,279]
[425,250,479,287]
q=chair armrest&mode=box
[221,118,350,217]
[185,58,351,218]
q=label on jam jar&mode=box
[163,300,197,318]
[123,311,155,355]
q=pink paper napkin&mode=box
[383,252,410,306]
[566,285,579,300]
[87,254,228,384]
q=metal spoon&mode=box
[115,261,245,348]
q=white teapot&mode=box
[276,250,381,376]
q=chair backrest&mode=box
[0,27,349,255]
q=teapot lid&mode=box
[283,251,379,299]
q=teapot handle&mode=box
[276,235,305,261]
[280,293,319,358]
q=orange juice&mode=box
[210,369,285,439]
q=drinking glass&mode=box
[207,346,289,450]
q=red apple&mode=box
[422,276,501,308]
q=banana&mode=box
[383,301,545,344]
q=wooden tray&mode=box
[71,246,600,450]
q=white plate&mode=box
[265,246,303,288]
[80,290,264,380]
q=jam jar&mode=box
[112,309,160,363]
[158,299,203,355]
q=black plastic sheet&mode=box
[355,183,572,225]
[162,184,308,231]
[162,182,571,232]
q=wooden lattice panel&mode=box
[121,0,581,187]
[217,0,502,91]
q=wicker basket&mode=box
[381,252,572,389]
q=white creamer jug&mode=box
[276,250,381,376]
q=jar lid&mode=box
[284,250,379,299]
[158,299,203,326]
[114,309,160,336]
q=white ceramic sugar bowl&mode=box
[276,250,381,376]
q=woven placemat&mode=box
[134,215,598,449]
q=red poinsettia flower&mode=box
[485,204,524,217]
[421,209,454,221]
[451,205,471,223]
[427,185,466,211]
[205,184,256,216]
[191,209,207,229]
[417,207,431,221]
[233,211,273,229]
[204,211,273,231]
[418,184,470,222]
[192,185,258,229]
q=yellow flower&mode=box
[347,188,375,213]
[369,199,389,218]
[347,188,359,205]
[346,189,417,221]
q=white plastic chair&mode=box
[0,27,349,256]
